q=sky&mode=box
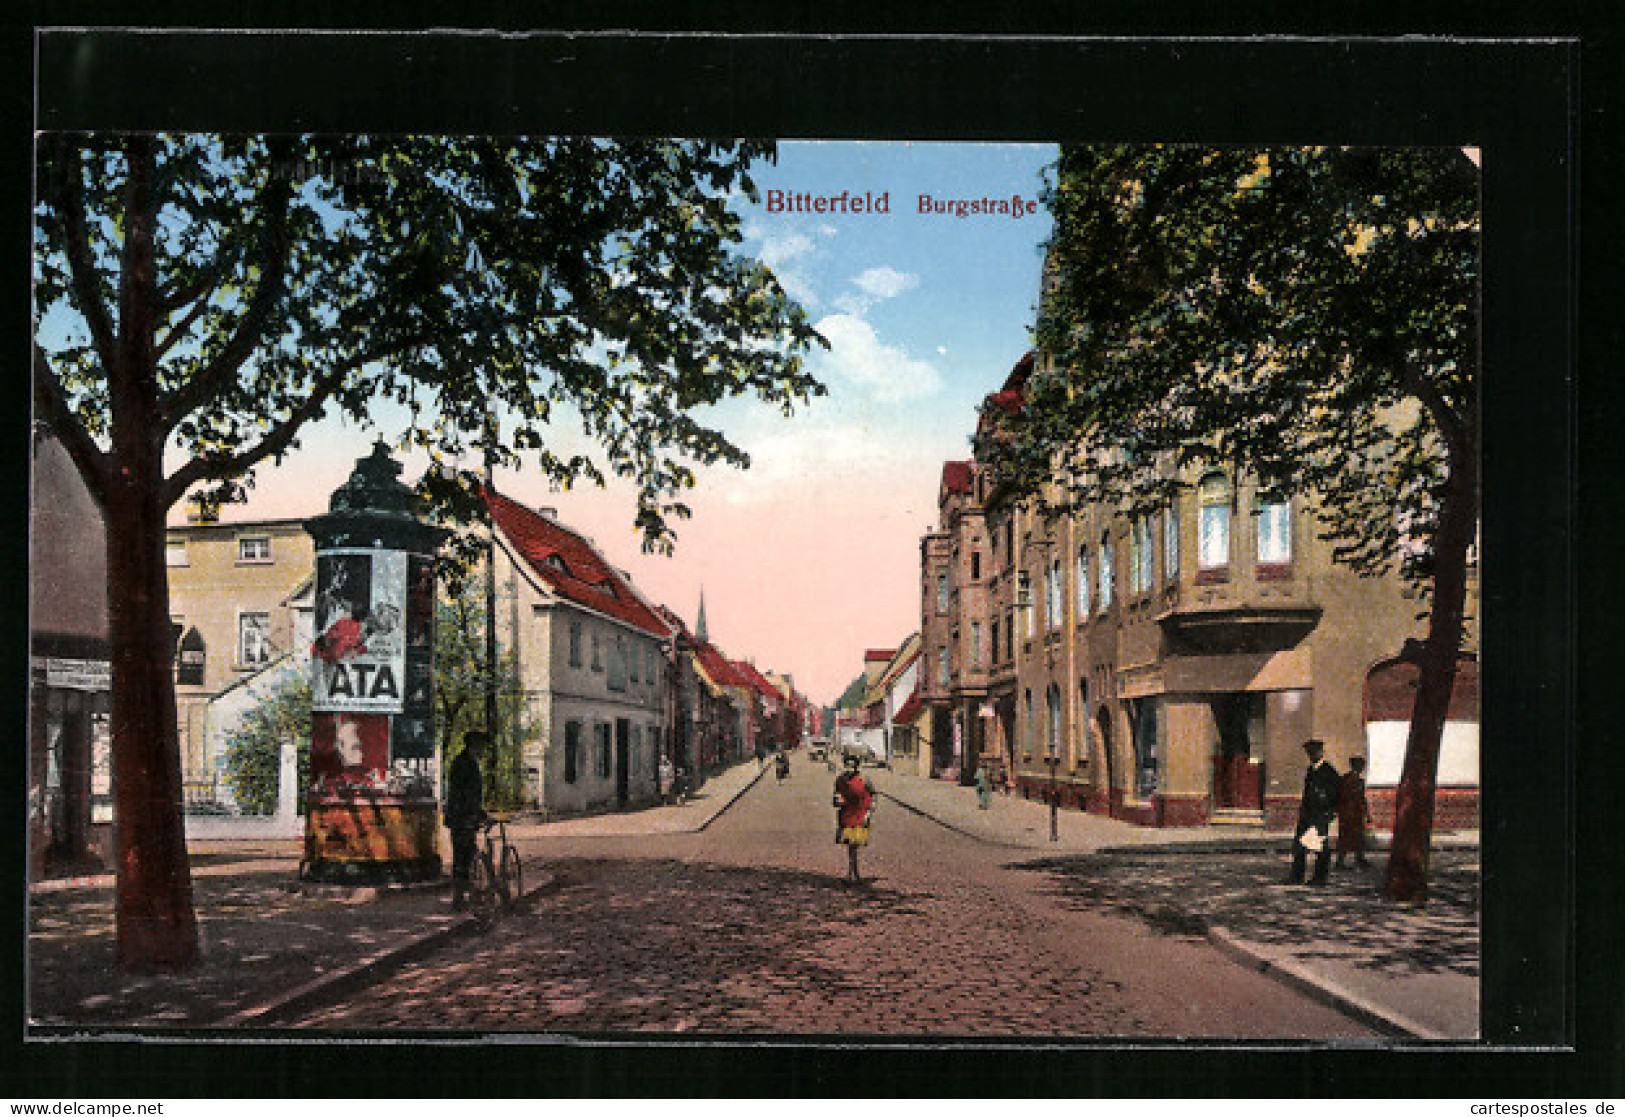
[161,141,1058,705]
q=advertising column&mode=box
[303,442,446,884]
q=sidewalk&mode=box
[877,766,1480,1040]
[26,760,768,1030]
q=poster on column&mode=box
[311,548,408,714]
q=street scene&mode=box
[27,752,1476,1037]
[29,135,1483,1044]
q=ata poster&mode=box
[311,548,408,714]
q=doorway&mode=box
[1212,693,1265,810]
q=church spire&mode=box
[696,587,709,643]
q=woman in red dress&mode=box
[832,754,876,883]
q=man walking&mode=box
[1287,738,1341,886]
[444,730,489,910]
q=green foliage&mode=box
[434,571,539,812]
[221,675,312,815]
[979,145,1479,592]
[34,134,827,544]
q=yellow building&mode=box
[165,513,315,801]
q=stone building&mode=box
[484,489,672,814]
[926,353,1481,831]
[165,512,316,804]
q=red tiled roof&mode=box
[731,659,783,706]
[941,461,973,495]
[986,388,1024,415]
[484,488,672,639]
[694,639,749,690]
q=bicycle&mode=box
[466,815,523,928]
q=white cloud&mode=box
[745,225,820,307]
[813,313,943,403]
[852,266,919,301]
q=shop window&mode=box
[238,612,272,667]
[1131,697,1161,799]
[1198,473,1231,581]
[236,535,272,563]
[564,721,581,783]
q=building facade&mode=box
[165,513,316,805]
[485,490,672,814]
[927,354,1482,830]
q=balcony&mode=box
[1155,602,1322,655]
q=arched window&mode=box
[1198,472,1231,578]
[1098,533,1114,609]
[1163,504,1180,583]
[1076,545,1092,616]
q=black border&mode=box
[9,8,1612,1101]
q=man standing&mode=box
[444,730,488,910]
[1288,738,1341,886]
[1335,755,1374,869]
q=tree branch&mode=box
[53,143,120,378]
[1394,357,1471,467]
[155,292,217,361]
[160,340,423,509]
[33,343,111,509]
[159,156,297,429]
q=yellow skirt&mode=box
[839,825,871,847]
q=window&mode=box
[568,622,583,668]
[176,625,206,686]
[1129,517,1155,594]
[1256,498,1293,567]
[991,619,1001,664]
[166,541,188,567]
[564,721,581,783]
[596,723,612,779]
[969,622,982,669]
[1046,684,1062,757]
[1017,570,1034,637]
[591,633,602,672]
[1163,504,1180,583]
[936,573,950,615]
[608,637,628,691]
[236,535,272,563]
[630,639,641,683]
[238,612,272,667]
[1023,688,1035,755]
[971,551,981,581]
[631,724,643,775]
[1198,473,1231,576]
[1098,536,1114,610]
[1046,558,1064,628]
[1076,546,1091,617]
[646,645,658,684]
[938,646,950,687]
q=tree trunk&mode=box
[105,460,199,970]
[1382,458,1478,906]
[105,134,200,970]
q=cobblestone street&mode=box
[292,758,1375,1037]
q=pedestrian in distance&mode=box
[833,754,876,884]
[1287,738,1341,886]
[657,754,675,804]
[1335,755,1374,869]
[975,765,993,810]
[444,730,489,911]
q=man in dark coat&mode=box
[444,730,489,910]
[1287,738,1341,886]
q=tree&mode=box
[221,676,311,816]
[978,145,1478,903]
[32,134,825,969]
[433,572,536,811]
